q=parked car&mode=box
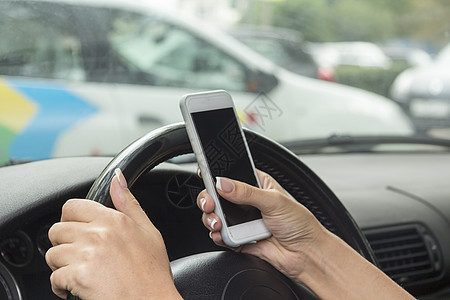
[381,42,432,67]
[228,25,335,81]
[308,41,392,69]
[0,0,413,164]
[391,42,450,134]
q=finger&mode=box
[197,190,215,213]
[215,177,285,213]
[197,167,202,178]
[256,170,291,198]
[110,168,151,228]
[48,222,87,246]
[210,231,228,248]
[256,170,279,190]
[49,266,72,299]
[61,199,107,223]
[45,244,74,271]
[202,213,221,232]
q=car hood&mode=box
[267,69,416,141]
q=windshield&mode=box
[1,0,449,164]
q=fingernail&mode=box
[216,177,234,193]
[211,219,217,230]
[197,168,201,178]
[114,168,128,189]
[200,198,206,211]
[209,231,213,239]
[207,217,217,230]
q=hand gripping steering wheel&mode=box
[68,123,376,300]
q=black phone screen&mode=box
[192,107,262,226]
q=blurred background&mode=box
[154,0,446,97]
[153,0,450,137]
[1,0,450,163]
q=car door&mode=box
[94,7,271,142]
[0,1,129,162]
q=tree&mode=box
[271,0,332,42]
[247,0,450,49]
[270,0,394,43]
[327,0,394,42]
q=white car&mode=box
[0,0,413,163]
[308,42,392,69]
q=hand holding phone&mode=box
[180,90,271,247]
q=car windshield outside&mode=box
[1,0,450,165]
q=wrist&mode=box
[164,288,183,300]
[147,286,183,300]
[294,230,414,300]
[139,276,183,300]
[294,229,361,299]
[294,226,336,285]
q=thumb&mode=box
[215,177,283,214]
[110,168,150,228]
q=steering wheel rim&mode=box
[69,122,376,300]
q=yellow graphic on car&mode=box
[0,80,38,163]
[0,79,37,133]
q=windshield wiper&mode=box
[0,159,32,168]
[282,134,450,154]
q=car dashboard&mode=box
[0,152,449,299]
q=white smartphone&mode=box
[180,90,271,247]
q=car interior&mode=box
[1,124,450,299]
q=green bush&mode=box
[334,62,409,98]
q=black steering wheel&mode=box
[69,123,376,300]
